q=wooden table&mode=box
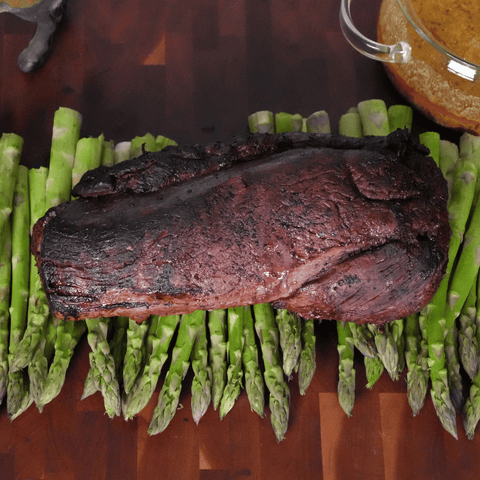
[0,0,476,479]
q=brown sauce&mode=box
[378,0,480,134]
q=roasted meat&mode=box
[31,130,450,324]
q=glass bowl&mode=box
[340,0,480,135]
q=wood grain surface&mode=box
[0,0,477,479]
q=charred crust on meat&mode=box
[33,130,451,325]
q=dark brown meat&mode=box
[31,130,450,324]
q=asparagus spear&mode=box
[439,140,459,188]
[148,310,205,435]
[110,316,129,387]
[81,366,99,400]
[71,134,104,189]
[242,305,264,417]
[45,107,82,208]
[84,318,121,417]
[0,133,23,238]
[387,104,413,132]
[275,309,302,378]
[253,303,290,442]
[7,165,30,416]
[190,310,212,424]
[298,318,317,395]
[247,111,275,134]
[29,316,57,408]
[122,314,180,420]
[349,323,377,358]
[305,111,331,134]
[463,275,480,439]
[338,111,363,138]
[404,313,429,416]
[101,139,115,167]
[130,133,158,158]
[219,306,245,419]
[357,99,390,136]
[0,133,24,396]
[364,355,384,389]
[419,131,440,165]
[0,214,12,404]
[155,135,178,151]
[123,318,151,395]
[37,319,86,409]
[80,316,127,402]
[208,309,228,410]
[390,319,406,375]
[457,284,478,380]
[444,323,464,411]
[114,141,131,164]
[368,323,401,381]
[275,112,304,133]
[337,321,355,416]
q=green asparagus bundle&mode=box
[70,135,123,415]
[38,134,103,412]
[0,134,24,397]
[337,321,356,417]
[148,310,205,435]
[219,306,245,420]
[190,310,212,424]
[275,309,302,378]
[298,318,317,396]
[242,305,264,417]
[37,318,86,409]
[208,309,228,410]
[37,134,103,408]
[253,303,290,442]
[424,135,480,438]
[12,108,82,372]
[122,315,180,420]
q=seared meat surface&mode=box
[31,130,450,324]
